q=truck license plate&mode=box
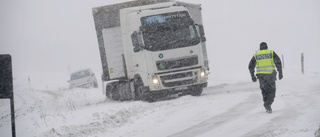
[174,86,188,91]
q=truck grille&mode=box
[156,56,198,70]
[160,72,195,87]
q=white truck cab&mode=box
[93,0,209,101]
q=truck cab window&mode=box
[141,24,200,51]
[140,11,200,52]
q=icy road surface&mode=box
[1,73,320,137]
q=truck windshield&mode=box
[142,23,200,51]
[140,11,200,52]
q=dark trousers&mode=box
[257,74,276,108]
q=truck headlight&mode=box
[152,75,159,85]
[200,68,206,78]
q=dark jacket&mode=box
[248,50,283,78]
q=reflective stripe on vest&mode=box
[254,50,275,74]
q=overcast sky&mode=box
[1,0,320,85]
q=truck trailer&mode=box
[92,0,209,101]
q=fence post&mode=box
[301,53,304,74]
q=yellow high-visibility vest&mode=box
[254,49,275,74]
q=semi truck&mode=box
[92,0,209,101]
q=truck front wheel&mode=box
[134,80,146,100]
[134,79,154,102]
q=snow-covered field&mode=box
[1,0,320,137]
[1,68,320,137]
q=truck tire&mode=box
[134,79,155,102]
[117,81,128,101]
[134,79,144,100]
[106,82,120,100]
[106,83,113,98]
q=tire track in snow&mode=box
[169,93,260,137]
[243,89,320,137]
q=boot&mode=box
[266,105,272,114]
[264,103,272,114]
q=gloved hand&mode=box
[279,73,283,80]
[251,76,257,82]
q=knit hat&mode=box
[260,42,268,50]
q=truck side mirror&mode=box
[131,31,144,52]
[197,25,206,42]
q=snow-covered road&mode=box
[1,73,320,137]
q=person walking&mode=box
[248,42,283,114]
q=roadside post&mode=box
[0,54,16,137]
[301,53,304,74]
